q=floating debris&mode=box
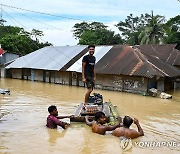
[159,92,172,99]
[0,88,10,95]
[149,88,172,99]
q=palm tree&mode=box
[139,11,165,44]
[116,14,144,45]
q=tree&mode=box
[79,29,123,45]
[163,15,180,50]
[0,25,51,55]
[116,14,145,45]
[73,22,123,45]
[0,26,23,38]
[138,12,165,44]
[73,22,90,39]
[0,19,6,26]
[0,34,35,55]
[31,29,44,41]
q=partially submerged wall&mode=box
[12,69,22,79]
[7,68,178,95]
[96,74,148,95]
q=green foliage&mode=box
[116,13,145,45]
[73,13,179,47]
[0,19,6,26]
[106,101,119,126]
[116,12,166,45]
[0,25,51,55]
[0,26,23,38]
[79,29,123,45]
[163,15,180,50]
[138,12,165,44]
[73,21,90,39]
[73,22,123,45]
[116,12,179,47]
[31,29,44,41]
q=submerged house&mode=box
[136,44,180,89]
[5,45,87,83]
[0,52,19,77]
[4,44,180,95]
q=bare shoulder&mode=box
[113,127,124,132]
[93,124,107,135]
[125,129,143,139]
[112,127,125,137]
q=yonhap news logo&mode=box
[119,138,180,151]
[134,141,180,148]
[119,137,133,151]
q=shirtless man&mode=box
[112,116,144,139]
[85,111,122,135]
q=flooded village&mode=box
[1,44,180,97]
[0,44,180,154]
[0,1,180,153]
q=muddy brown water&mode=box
[0,78,179,154]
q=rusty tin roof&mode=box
[95,45,180,78]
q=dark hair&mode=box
[88,45,95,49]
[123,116,133,128]
[48,105,57,113]
[94,111,105,121]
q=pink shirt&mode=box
[46,115,65,129]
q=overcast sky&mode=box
[0,0,180,46]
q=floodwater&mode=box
[0,78,179,154]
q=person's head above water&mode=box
[48,105,58,116]
[94,111,106,124]
[123,116,133,128]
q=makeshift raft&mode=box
[70,93,119,125]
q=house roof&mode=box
[137,44,180,66]
[95,45,180,78]
[134,49,180,77]
[6,45,87,71]
[6,44,180,78]
[67,45,113,72]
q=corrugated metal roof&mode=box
[96,45,139,75]
[174,52,180,66]
[137,44,180,66]
[95,45,180,78]
[6,45,87,70]
[137,51,180,77]
[5,44,180,78]
[167,49,180,66]
[67,46,113,72]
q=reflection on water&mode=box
[0,78,180,154]
[47,129,67,145]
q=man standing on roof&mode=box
[82,45,96,108]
